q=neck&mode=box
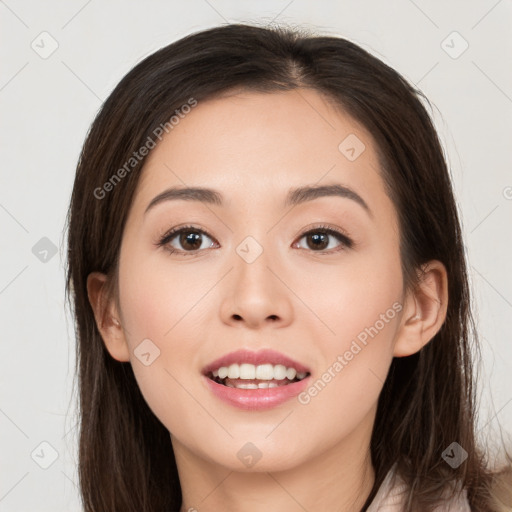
[175,409,376,512]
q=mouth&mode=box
[202,350,312,410]
[206,363,310,389]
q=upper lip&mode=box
[202,349,311,375]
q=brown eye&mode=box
[158,226,216,255]
[178,230,203,251]
[305,232,329,250]
[295,227,353,252]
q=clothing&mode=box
[366,465,471,511]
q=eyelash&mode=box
[156,223,354,256]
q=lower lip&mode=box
[203,375,310,411]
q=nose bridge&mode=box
[233,232,278,297]
[220,231,294,328]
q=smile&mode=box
[202,349,311,410]
[208,363,309,389]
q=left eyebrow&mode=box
[285,184,372,217]
[144,183,372,217]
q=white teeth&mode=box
[227,363,240,379]
[236,383,259,389]
[226,381,280,389]
[255,364,274,380]
[239,363,256,379]
[273,364,287,380]
[212,363,307,381]
[286,367,297,380]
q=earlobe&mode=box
[393,260,448,358]
[86,271,131,362]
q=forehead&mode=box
[134,89,388,214]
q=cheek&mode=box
[118,249,211,343]
[116,250,214,422]
[295,241,403,401]
[293,257,402,444]
[116,259,200,438]
[296,243,403,346]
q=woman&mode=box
[65,23,511,511]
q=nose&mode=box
[219,242,294,330]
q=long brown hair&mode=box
[65,23,511,511]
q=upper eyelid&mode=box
[159,225,349,241]
[159,225,217,243]
[159,224,353,250]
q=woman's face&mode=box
[112,89,408,471]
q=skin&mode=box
[88,88,448,512]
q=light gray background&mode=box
[1,1,511,510]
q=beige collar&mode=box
[366,464,471,511]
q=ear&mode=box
[86,271,130,362]
[393,260,448,357]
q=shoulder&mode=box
[366,464,471,511]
